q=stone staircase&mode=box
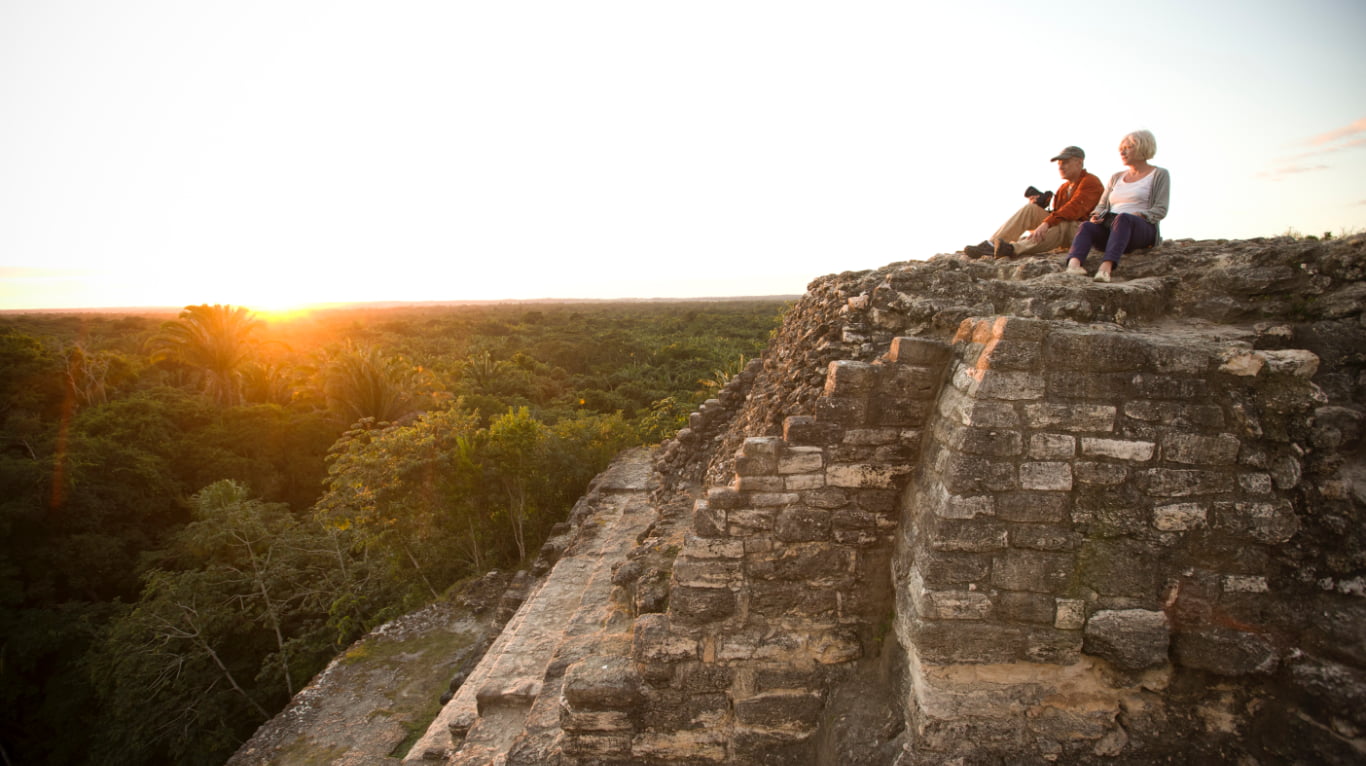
[403,450,659,765]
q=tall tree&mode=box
[320,342,434,426]
[150,304,262,406]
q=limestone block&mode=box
[1055,599,1086,630]
[717,629,803,662]
[670,586,737,625]
[1139,468,1234,497]
[1238,472,1273,494]
[749,580,838,619]
[783,415,842,445]
[883,363,943,398]
[561,731,632,759]
[674,663,735,694]
[561,709,634,733]
[809,628,863,664]
[1270,454,1302,489]
[726,508,775,536]
[1222,575,1269,593]
[692,499,727,538]
[1083,609,1170,670]
[917,550,992,586]
[1132,374,1210,400]
[1043,330,1149,372]
[804,487,850,508]
[746,542,854,584]
[940,392,1022,433]
[1046,371,1134,400]
[1009,524,1079,552]
[995,492,1070,523]
[1152,502,1208,531]
[1077,541,1160,599]
[954,366,1046,401]
[778,446,824,474]
[775,507,832,542]
[748,491,803,507]
[928,518,1009,552]
[825,360,879,395]
[784,472,825,491]
[941,455,1017,494]
[826,462,911,489]
[842,427,901,445]
[941,422,1024,457]
[736,437,781,475]
[681,535,744,561]
[1024,403,1117,432]
[1173,627,1279,676]
[991,549,1075,593]
[734,691,825,730]
[1020,461,1073,491]
[1216,500,1300,543]
[1125,400,1225,429]
[854,488,900,515]
[831,508,876,531]
[730,726,816,765]
[1162,432,1241,465]
[1219,351,1264,377]
[889,336,952,366]
[815,396,869,427]
[933,491,995,520]
[1073,461,1128,486]
[1029,433,1076,459]
[632,615,699,668]
[706,486,744,509]
[632,731,727,762]
[1080,437,1156,462]
[904,619,1025,665]
[1259,348,1321,378]
[872,396,935,427]
[995,591,1056,624]
[734,474,785,493]
[563,655,644,709]
[672,558,741,589]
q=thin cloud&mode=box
[1258,163,1329,181]
[1261,118,1366,179]
[1309,117,1366,146]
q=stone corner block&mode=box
[1082,609,1170,670]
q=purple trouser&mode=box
[1066,213,1157,269]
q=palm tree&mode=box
[321,342,429,426]
[149,304,262,406]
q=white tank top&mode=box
[1110,172,1154,215]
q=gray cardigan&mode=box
[1091,166,1170,243]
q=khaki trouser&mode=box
[990,202,1078,255]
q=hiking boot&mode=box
[995,241,1016,259]
[964,241,993,258]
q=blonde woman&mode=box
[1065,130,1170,282]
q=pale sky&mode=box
[3,0,1364,311]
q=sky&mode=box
[2,0,1364,312]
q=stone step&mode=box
[402,450,657,764]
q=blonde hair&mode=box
[1121,130,1157,161]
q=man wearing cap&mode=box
[964,146,1104,259]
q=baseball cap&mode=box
[1050,146,1085,161]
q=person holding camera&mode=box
[964,146,1104,259]
[1064,130,1170,282]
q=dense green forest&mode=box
[0,299,787,765]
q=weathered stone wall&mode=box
[560,336,951,764]
[892,314,1351,763]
